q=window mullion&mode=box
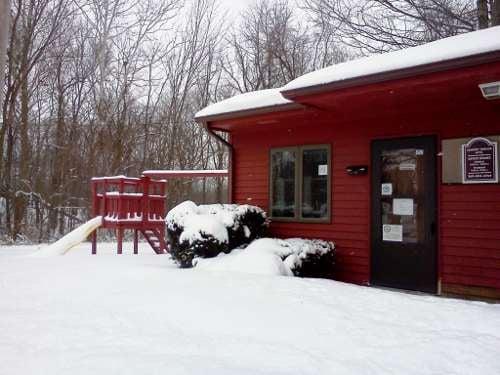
[296,146,302,220]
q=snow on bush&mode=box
[283,238,335,278]
[196,237,335,278]
[166,201,269,267]
[180,214,229,245]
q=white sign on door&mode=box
[382,224,403,242]
[399,163,416,171]
[381,183,393,196]
[393,198,414,216]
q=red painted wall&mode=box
[232,123,371,285]
[215,62,500,297]
[440,184,500,290]
[231,96,500,289]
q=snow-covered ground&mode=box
[1,243,500,375]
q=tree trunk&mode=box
[13,73,30,238]
[492,0,500,26]
[477,0,489,28]
[0,0,10,110]
[49,76,66,235]
[5,114,14,235]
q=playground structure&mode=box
[91,176,168,254]
[88,170,228,255]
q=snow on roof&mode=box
[195,28,500,122]
[143,170,228,175]
[91,175,141,181]
[195,88,293,120]
[282,26,500,93]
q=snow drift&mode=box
[2,243,499,375]
[196,237,335,278]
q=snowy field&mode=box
[1,242,500,375]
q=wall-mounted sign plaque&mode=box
[462,137,498,184]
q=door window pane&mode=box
[381,148,425,244]
[271,150,296,218]
[302,148,328,219]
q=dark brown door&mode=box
[371,136,437,293]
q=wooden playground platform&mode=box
[90,170,228,254]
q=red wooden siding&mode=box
[231,120,500,295]
[440,184,500,290]
[231,125,373,285]
[217,61,500,297]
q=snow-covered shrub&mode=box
[196,237,335,278]
[248,238,335,278]
[282,238,335,278]
[166,201,269,267]
[172,214,229,267]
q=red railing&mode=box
[90,171,228,254]
[91,176,166,227]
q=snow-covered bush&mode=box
[166,201,269,267]
[282,238,335,278]
[196,237,335,278]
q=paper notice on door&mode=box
[382,224,403,242]
[318,164,328,176]
[399,163,416,171]
[393,198,414,216]
[381,183,393,196]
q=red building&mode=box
[195,27,500,299]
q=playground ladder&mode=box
[140,229,168,254]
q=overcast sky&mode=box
[219,0,258,16]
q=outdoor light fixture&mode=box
[479,81,500,100]
[346,165,368,176]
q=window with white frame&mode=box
[270,145,331,221]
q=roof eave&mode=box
[194,102,304,126]
[281,50,500,100]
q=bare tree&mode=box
[0,0,10,110]
[302,0,478,54]
[224,0,307,92]
[223,0,348,93]
[0,0,74,238]
[477,0,500,28]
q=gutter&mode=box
[202,121,233,150]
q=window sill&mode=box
[269,217,331,224]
